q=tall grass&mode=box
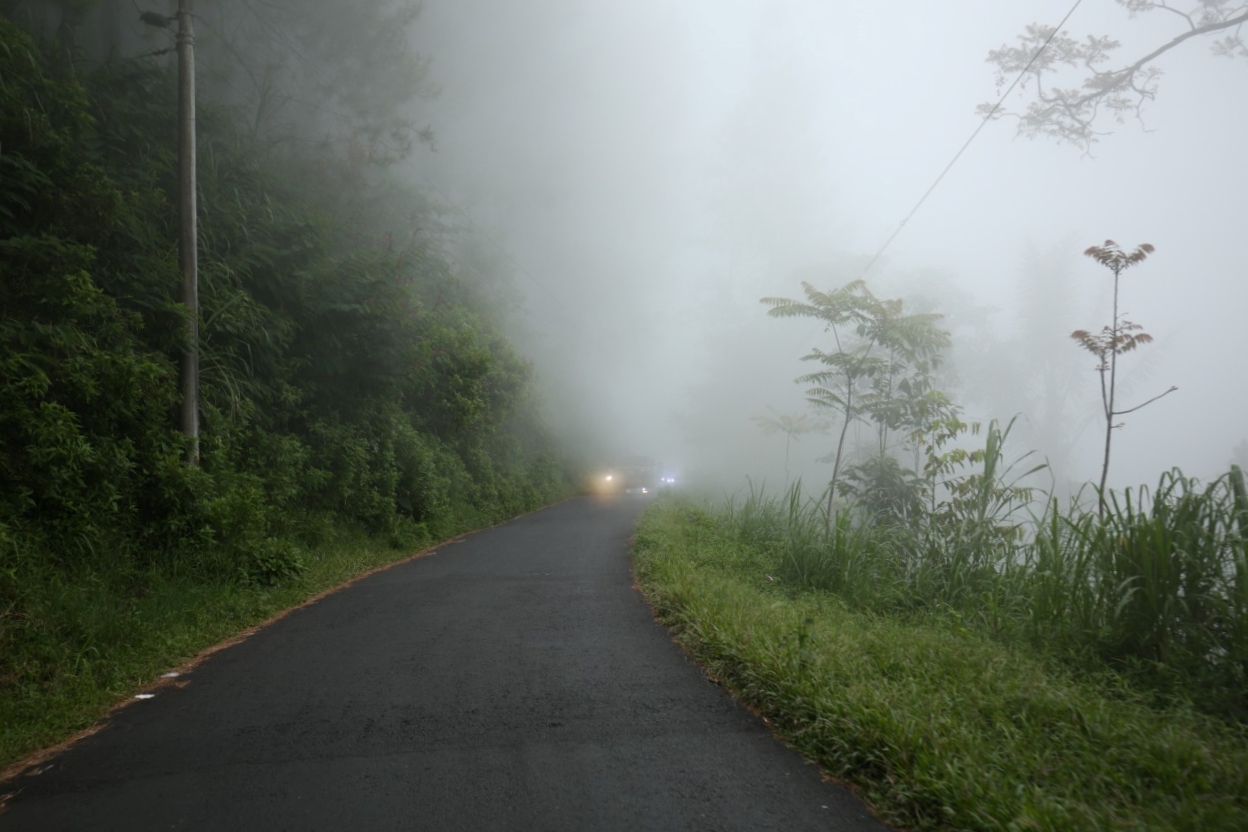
[717,462,1248,720]
[1032,467,1248,715]
[633,499,1248,831]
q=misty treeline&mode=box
[0,3,568,606]
[752,271,1248,719]
[6,0,433,160]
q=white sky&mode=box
[407,0,1248,494]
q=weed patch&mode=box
[634,496,1248,831]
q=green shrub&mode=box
[238,538,306,587]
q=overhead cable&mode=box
[856,0,1087,279]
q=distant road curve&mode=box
[1,496,889,831]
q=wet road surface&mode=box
[1,495,889,831]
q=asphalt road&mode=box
[1,495,890,831]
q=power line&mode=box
[856,0,1086,280]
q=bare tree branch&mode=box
[980,1,1248,149]
[1116,384,1179,415]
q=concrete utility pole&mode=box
[176,0,199,465]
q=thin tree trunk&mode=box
[783,431,792,485]
[1097,263,1123,513]
[1098,409,1113,514]
[826,383,853,530]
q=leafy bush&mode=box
[238,538,306,587]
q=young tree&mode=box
[956,241,1094,495]
[762,280,949,525]
[980,0,1248,149]
[1010,241,1092,493]
[751,407,827,485]
[1071,241,1177,506]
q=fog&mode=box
[400,0,1247,496]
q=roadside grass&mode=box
[633,497,1248,831]
[0,526,451,773]
[720,464,1248,721]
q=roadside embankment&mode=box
[632,496,1248,831]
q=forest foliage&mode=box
[0,10,568,734]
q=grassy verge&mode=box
[633,496,1248,831]
[1,517,514,775]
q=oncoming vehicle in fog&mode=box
[591,456,677,496]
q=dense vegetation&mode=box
[634,272,1248,827]
[634,495,1248,830]
[699,454,1248,719]
[751,274,1248,718]
[0,16,569,768]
